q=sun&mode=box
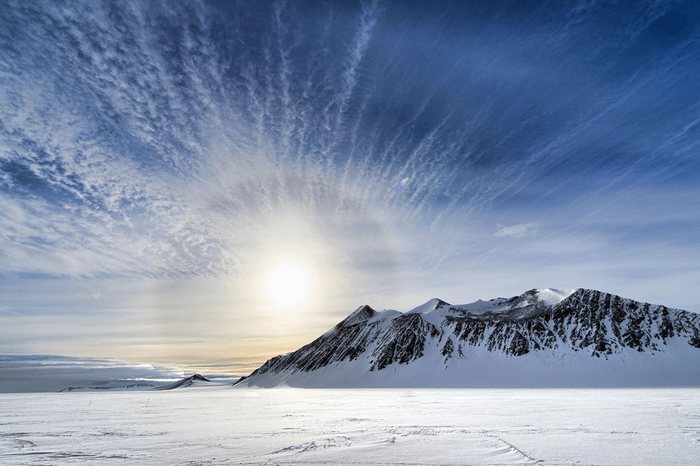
[263,261,313,309]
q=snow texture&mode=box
[0,388,698,465]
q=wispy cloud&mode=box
[495,222,540,238]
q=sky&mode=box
[1,0,699,375]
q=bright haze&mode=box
[1,0,699,374]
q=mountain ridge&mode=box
[236,288,700,388]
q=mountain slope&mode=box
[237,288,700,388]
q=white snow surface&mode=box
[407,298,447,314]
[0,388,698,465]
[532,288,575,305]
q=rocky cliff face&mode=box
[239,288,700,387]
[441,288,700,358]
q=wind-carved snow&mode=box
[238,288,700,388]
[0,389,698,465]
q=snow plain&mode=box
[1,388,699,465]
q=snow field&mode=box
[0,388,698,465]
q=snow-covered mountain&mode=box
[237,288,700,388]
[155,374,213,390]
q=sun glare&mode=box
[263,261,313,309]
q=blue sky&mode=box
[1,0,699,372]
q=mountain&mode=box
[155,374,213,390]
[236,288,700,388]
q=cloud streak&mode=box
[495,223,540,239]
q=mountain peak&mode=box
[533,288,575,305]
[407,298,450,314]
[337,304,376,327]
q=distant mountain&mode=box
[155,374,212,390]
[59,382,157,392]
[236,288,700,388]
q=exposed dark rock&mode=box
[441,338,454,360]
[371,314,439,370]
[690,335,700,348]
[507,332,529,356]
